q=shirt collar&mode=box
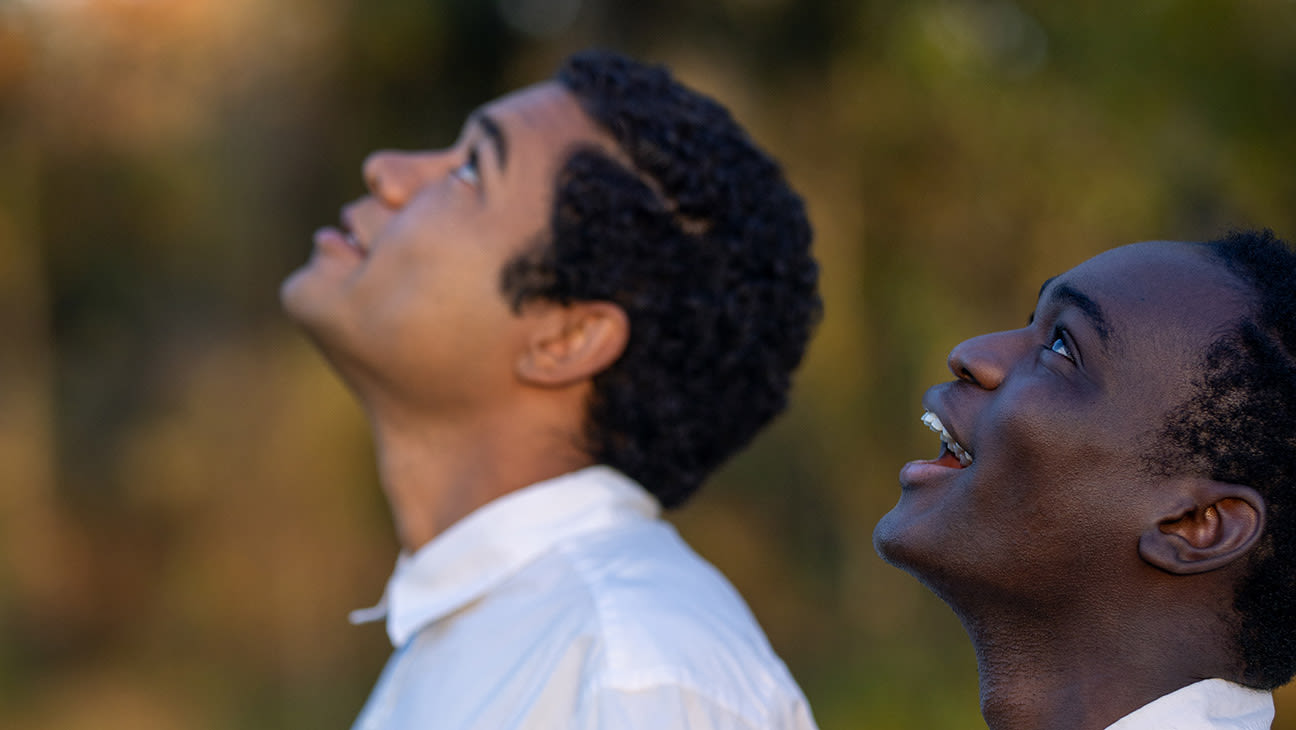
[350,465,661,647]
[1105,678,1274,730]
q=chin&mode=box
[280,264,338,327]
[873,501,958,591]
[280,269,352,356]
[872,505,919,571]
[280,259,309,304]
[284,273,385,394]
[875,516,1011,627]
[280,256,319,303]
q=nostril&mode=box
[367,169,409,208]
[958,366,982,387]
[947,331,1015,390]
[361,150,405,204]
[361,154,385,191]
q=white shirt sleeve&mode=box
[573,683,816,730]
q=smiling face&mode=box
[280,82,614,413]
[873,241,1253,612]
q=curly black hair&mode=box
[1155,229,1296,690]
[498,50,821,509]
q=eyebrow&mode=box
[469,110,508,172]
[1034,278,1113,345]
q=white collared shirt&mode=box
[350,466,818,730]
[1105,678,1274,730]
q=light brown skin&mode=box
[281,82,629,552]
[874,241,1267,730]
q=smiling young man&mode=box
[280,51,821,729]
[874,230,1296,730]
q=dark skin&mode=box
[874,241,1267,730]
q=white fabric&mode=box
[1105,678,1274,730]
[349,466,818,730]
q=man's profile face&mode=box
[280,81,612,408]
[874,241,1252,609]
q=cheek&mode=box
[972,395,1096,499]
[382,182,485,246]
[981,397,1145,532]
[988,378,1115,461]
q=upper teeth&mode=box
[921,411,973,466]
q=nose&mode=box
[946,329,1022,390]
[362,149,448,207]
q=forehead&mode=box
[1052,241,1251,368]
[476,81,614,165]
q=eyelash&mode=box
[1046,327,1075,363]
[451,148,481,186]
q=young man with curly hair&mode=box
[281,50,821,730]
[874,229,1296,729]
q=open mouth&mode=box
[312,224,366,259]
[338,221,366,255]
[921,410,973,467]
[335,206,370,256]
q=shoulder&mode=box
[383,518,816,729]
[576,680,818,730]
[543,521,815,728]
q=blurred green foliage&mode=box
[2,0,1295,727]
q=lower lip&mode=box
[313,226,365,259]
[898,459,965,487]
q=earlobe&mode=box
[1139,482,1266,575]
[515,301,629,387]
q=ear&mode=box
[515,301,629,388]
[1138,479,1266,575]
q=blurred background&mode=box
[2,0,1295,727]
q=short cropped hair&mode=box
[500,50,821,508]
[1156,229,1296,689]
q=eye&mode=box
[1047,329,1075,363]
[451,148,480,186]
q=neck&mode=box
[362,391,594,552]
[957,594,1234,730]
